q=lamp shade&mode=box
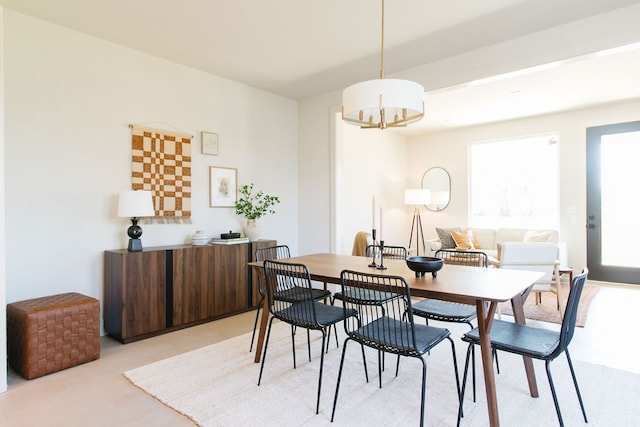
[342,78,425,128]
[117,190,155,218]
[404,189,431,205]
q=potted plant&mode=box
[235,183,280,241]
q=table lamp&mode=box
[117,190,155,252]
[404,188,430,256]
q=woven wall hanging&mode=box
[129,124,192,223]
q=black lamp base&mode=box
[128,238,143,252]
[126,217,144,252]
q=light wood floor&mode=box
[1,282,638,426]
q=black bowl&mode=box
[405,256,443,278]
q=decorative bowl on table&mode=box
[405,256,444,278]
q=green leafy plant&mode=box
[235,183,280,220]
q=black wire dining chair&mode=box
[333,245,408,309]
[250,245,291,351]
[331,270,461,427]
[258,260,357,415]
[411,249,496,402]
[458,269,590,427]
[250,245,332,355]
[332,245,408,369]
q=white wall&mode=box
[406,98,640,270]
[0,7,8,393]
[336,113,408,254]
[3,11,298,315]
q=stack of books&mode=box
[210,237,250,245]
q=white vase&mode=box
[191,230,209,246]
[243,219,262,242]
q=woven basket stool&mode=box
[7,292,100,379]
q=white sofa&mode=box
[426,227,566,265]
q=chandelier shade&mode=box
[342,78,425,129]
[341,0,425,129]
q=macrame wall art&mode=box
[129,124,192,223]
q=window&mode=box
[469,134,559,229]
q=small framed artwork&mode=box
[201,131,219,156]
[209,166,237,207]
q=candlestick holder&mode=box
[376,240,387,270]
[368,229,378,267]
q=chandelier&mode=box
[342,0,425,129]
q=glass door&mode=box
[586,121,640,284]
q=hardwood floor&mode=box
[0,282,637,426]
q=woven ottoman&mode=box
[7,292,100,379]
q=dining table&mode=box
[248,253,543,427]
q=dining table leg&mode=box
[510,292,539,397]
[476,300,500,427]
[253,293,270,363]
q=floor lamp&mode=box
[405,189,430,256]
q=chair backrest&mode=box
[555,268,589,357]
[365,244,408,260]
[340,270,420,355]
[254,245,291,295]
[255,244,291,262]
[263,260,319,327]
[435,249,488,267]
[498,242,559,282]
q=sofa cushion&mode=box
[436,227,461,249]
[495,228,530,244]
[469,227,497,249]
[450,228,480,250]
[523,229,556,242]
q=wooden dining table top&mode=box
[249,252,543,304]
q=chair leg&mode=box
[545,360,565,427]
[331,338,351,422]
[458,343,474,426]
[447,336,461,398]
[257,317,275,386]
[418,355,427,427]
[325,323,340,353]
[315,331,327,414]
[307,329,311,362]
[290,325,297,369]
[249,295,263,352]
[565,350,589,423]
[377,350,383,388]
[361,344,369,383]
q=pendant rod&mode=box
[380,0,385,79]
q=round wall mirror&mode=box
[422,167,451,211]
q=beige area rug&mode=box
[499,285,599,327]
[124,322,637,426]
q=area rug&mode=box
[124,322,638,426]
[499,284,599,327]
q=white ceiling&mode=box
[4,0,640,134]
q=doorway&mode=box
[586,121,640,284]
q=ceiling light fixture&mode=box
[341,0,425,129]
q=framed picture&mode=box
[201,131,219,156]
[209,166,237,207]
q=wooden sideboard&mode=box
[104,240,276,343]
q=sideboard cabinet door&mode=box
[104,250,166,342]
[172,244,248,326]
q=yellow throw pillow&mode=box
[450,228,480,249]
